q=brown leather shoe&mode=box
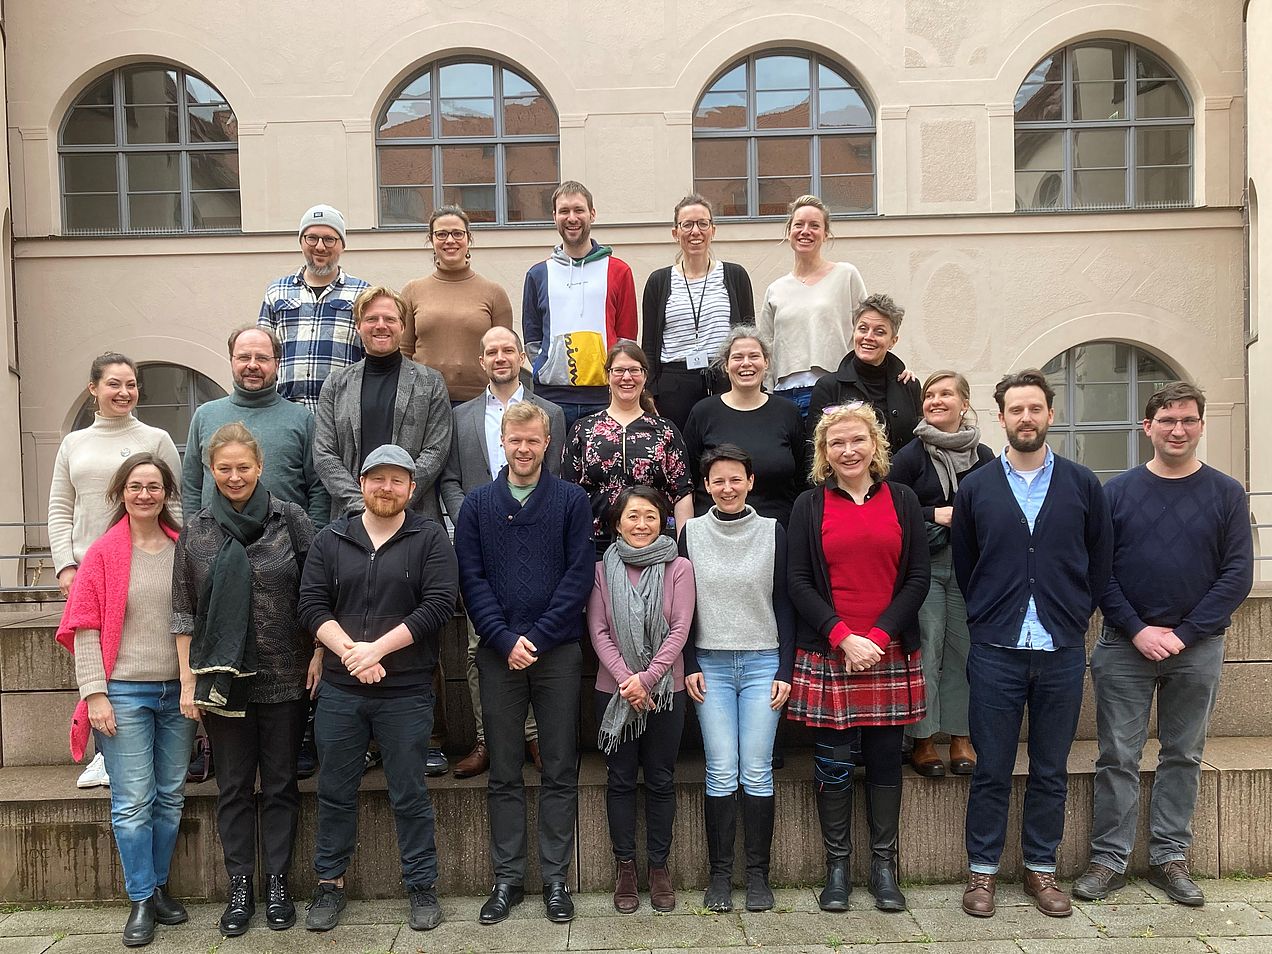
[910,737,945,778]
[526,739,542,771]
[452,741,489,779]
[1023,870,1072,917]
[648,866,676,912]
[948,736,976,775]
[962,871,996,917]
[613,859,639,914]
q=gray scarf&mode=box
[912,419,982,499]
[598,533,680,754]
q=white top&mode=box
[661,262,732,363]
[757,261,867,388]
[483,384,526,477]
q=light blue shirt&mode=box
[998,446,1057,652]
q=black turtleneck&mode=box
[853,354,889,411]
[359,350,403,470]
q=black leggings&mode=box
[813,725,904,789]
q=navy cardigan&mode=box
[950,453,1113,648]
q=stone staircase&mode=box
[0,590,1268,902]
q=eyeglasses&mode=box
[232,353,276,364]
[1150,416,1202,429]
[124,483,165,496]
[302,234,340,248]
[431,229,469,241]
[676,219,713,232]
[608,367,646,379]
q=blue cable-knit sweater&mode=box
[454,467,595,658]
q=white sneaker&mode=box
[76,752,109,789]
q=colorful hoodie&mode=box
[522,241,638,405]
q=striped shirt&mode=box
[258,266,371,411]
[660,262,732,364]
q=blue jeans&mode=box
[694,649,782,797]
[313,682,438,890]
[558,402,608,433]
[965,644,1085,874]
[777,386,814,419]
[94,679,197,901]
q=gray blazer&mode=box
[440,392,566,521]
[313,357,453,521]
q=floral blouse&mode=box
[563,410,693,541]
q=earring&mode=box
[465,250,471,262]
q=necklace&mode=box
[794,261,829,285]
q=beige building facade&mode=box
[0,0,1263,573]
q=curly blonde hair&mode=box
[810,404,891,484]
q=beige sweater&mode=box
[757,261,868,385]
[48,414,182,574]
[75,543,179,698]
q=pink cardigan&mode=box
[587,557,695,693]
[55,515,181,761]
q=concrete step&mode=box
[0,737,1266,903]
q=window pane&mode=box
[1136,167,1189,206]
[818,64,850,89]
[1136,429,1154,466]
[708,63,746,93]
[439,62,493,97]
[135,405,189,438]
[397,74,431,99]
[76,75,114,107]
[1071,342,1128,382]
[694,92,746,129]
[1046,432,1071,460]
[694,137,747,178]
[1136,350,1175,379]
[188,104,237,142]
[1073,430,1130,474]
[502,69,536,98]
[1015,130,1064,170]
[379,146,432,186]
[123,68,179,105]
[505,143,558,184]
[821,175,874,214]
[1137,127,1189,166]
[380,98,432,138]
[184,75,226,106]
[442,145,496,185]
[1074,128,1126,168]
[1072,42,1127,83]
[758,177,810,216]
[1074,383,1131,422]
[129,192,181,230]
[380,186,432,225]
[63,154,118,193]
[440,98,495,137]
[821,135,873,175]
[1015,170,1064,210]
[695,178,747,217]
[756,90,810,128]
[191,190,240,230]
[1074,169,1128,207]
[127,152,181,191]
[503,96,556,136]
[65,194,120,231]
[1136,80,1189,119]
[758,138,809,176]
[1136,49,1176,81]
[442,184,496,222]
[189,152,239,191]
[819,88,871,127]
[1072,81,1127,121]
[755,55,809,90]
[506,183,554,223]
[125,105,178,144]
[63,106,116,145]
[1014,82,1063,122]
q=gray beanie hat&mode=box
[298,204,347,244]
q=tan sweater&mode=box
[75,542,179,698]
[48,413,183,573]
[757,261,868,386]
[400,268,514,401]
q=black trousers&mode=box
[594,689,686,867]
[478,642,582,884]
[651,364,722,434]
[203,697,308,876]
[814,725,905,787]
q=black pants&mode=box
[478,642,582,884]
[814,725,905,787]
[203,697,308,876]
[594,689,686,867]
[651,364,721,434]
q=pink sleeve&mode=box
[587,568,635,685]
[638,558,696,691]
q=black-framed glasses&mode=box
[608,367,646,379]
[431,229,469,241]
[302,234,340,248]
[676,219,713,232]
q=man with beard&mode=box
[259,205,370,411]
[453,402,593,925]
[441,326,566,779]
[951,369,1112,920]
[183,325,330,526]
[298,443,459,934]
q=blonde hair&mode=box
[206,421,263,468]
[501,401,551,436]
[783,194,832,239]
[810,404,890,484]
[353,285,408,325]
[922,369,977,425]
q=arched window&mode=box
[59,64,240,234]
[1014,41,1192,211]
[1042,341,1181,480]
[692,51,875,219]
[73,363,225,454]
[376,59,559,226]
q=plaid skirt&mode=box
[788,643,926,730]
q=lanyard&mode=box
[678,261,712,338]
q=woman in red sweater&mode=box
[786,404,930,913]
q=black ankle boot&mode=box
[151,883,187,925]
[123,896,156,947]
[742,793,775,911]
[816,786,853,911]
[220,874,255,936]
[702,793,736,912]
[266,873,296,930]
[865,784,906,911]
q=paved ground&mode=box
[0,878,1270,953]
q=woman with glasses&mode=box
[400,205,514,403]
[563,342,694,555]
[640,194,755,432]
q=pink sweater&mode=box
[587,557,695,693]
[55,515,181,761]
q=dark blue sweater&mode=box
[1100,463,1253,645]
[951,453,1112,648]
[454,468,595,658]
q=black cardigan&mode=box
[787,480,930,656]
[888,438,996,523]
[641,261,755,377]
[808,351,922,454]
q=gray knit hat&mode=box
[298,204,347,244]
[360,444,415,477]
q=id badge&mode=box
[686,350,709,370]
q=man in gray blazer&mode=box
[441,326,565,779]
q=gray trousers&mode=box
[466,617,537,742]
[1089,626,1224,872]
[906,546,971,739]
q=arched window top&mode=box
[58,64,240,234]
[1013,40,1192,212]
[73,362,225,453]
[375,57,560,226]
[692,50,875,219]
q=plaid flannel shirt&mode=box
[258,266,371,411]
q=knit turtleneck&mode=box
[364,349,403,375]
[683,505,780,652]
[432,265,474,283]
[360,350,402,470]
[712,506,749,522]
[230,383,282,408]
[91,412,140,432]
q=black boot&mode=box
[151,883,187,925]
[122,896,156,947]
[220,874,255,936]
[742,793,775,911]
[702,793,736,912]
[815,786,853,911]
[266,873,296,930]
[865,784,906,912]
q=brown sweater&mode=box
[400,267,514,401]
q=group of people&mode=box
[47,180,1253,949]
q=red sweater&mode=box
[822,484,901,649]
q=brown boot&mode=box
[452,741,489,779]
[526,739,542,771]
[1023,870,1072,917]
[909,737,945,778]
[648,866,676,912]
[613,860,638,914]
[962,871,996,917]
[949,736,976,775]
